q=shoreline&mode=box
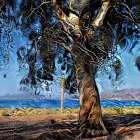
[0,106,140,116]
[0,98,140,100]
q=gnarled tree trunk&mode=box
[73,47,108,138]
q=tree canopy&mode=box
[0,0,140,94]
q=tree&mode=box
[59,77,66,112]
[1,0,140,139]
[41,0,139,138]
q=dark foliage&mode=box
[0,0,140,94]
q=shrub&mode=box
[126,111,133,114]
[55,108,60,112]
[29,109,38,115]
[0,110,10,116]
[7,110,15,116]
[27,108,34,113]
[65,109,72,114]
[16,110,25,116]
[114,107,124,114]
[72,108,79,113]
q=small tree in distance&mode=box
[59,77,66,113]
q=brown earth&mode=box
[0,113,140,140]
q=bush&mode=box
[27,108,34,113]
[72,108,79,113]
[7,110,15,116]
[16,110,25,116]
[114,107,124,114]
[0,110,10,116]
[64,109,72,114]
[126,111,133,114]
[29,109,38,115]
[55,108,60,112]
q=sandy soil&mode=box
[0,113,140,140]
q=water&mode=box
[0,99,140,108]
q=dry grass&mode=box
[0,106,140,116]
[102,106,140,114]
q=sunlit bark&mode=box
[92,0,110,28]
[69,0,90,13]
[51,0,81,39]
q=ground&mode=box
[0,107,140,140]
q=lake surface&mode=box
[0,99,140,108]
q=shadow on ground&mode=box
[0,114,140,140]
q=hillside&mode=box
[0,93,47,100]
[100,88,140,100]
[0,88,140,100]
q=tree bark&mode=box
[61,84,65,113]
[72,46,108,139]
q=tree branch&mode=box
[91,0,110,28]
[0,0,5,10]
[27,1,51,19]
[48,37,72,52]
[69,0,90,13]
[51,0,81,39]
[34,39,39,56]
[116,2,140,26]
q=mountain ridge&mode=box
[100,88,140,100]
[0,88,140,100]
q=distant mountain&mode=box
[100,88,140,100]
[0,88,140,100]
[0,93,47,100]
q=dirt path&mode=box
[0,114,140,140]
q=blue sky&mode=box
[0,0,139,98]
[0,28,140,97]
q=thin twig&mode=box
[0,0,5,10]
[27,1,50,18]
[48,37,72,52]
[116,2,140,26]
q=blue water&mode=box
[0,99,140,108]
